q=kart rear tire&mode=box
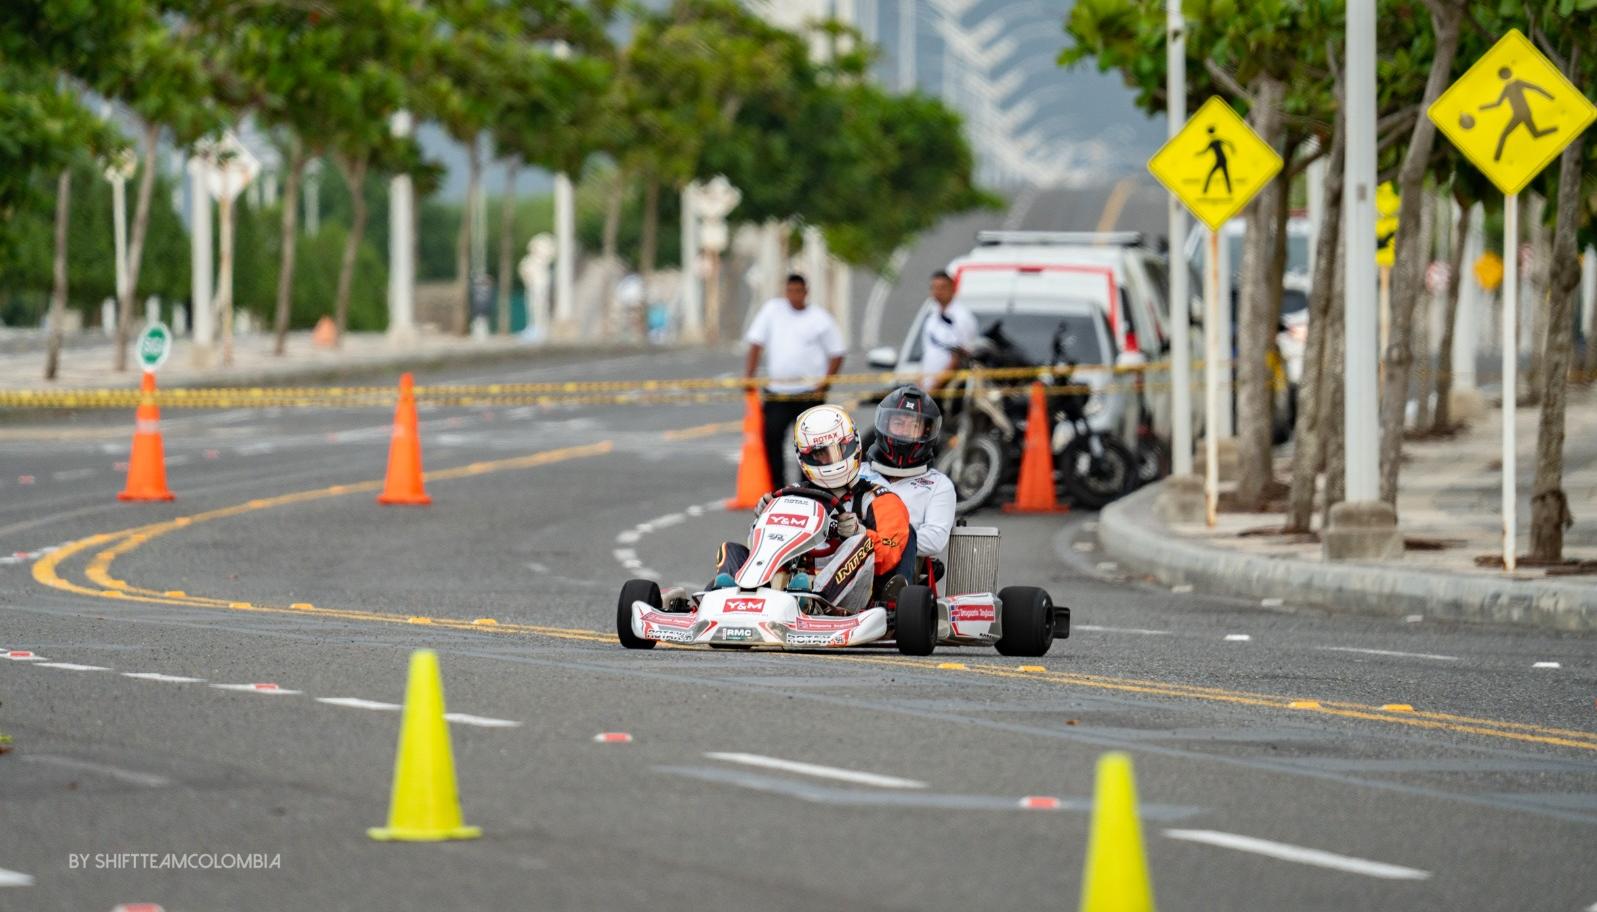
[617,579,660,650]
[895,585,938,656]
[995,586,1054,657]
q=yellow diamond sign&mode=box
[1148,96,1283,231]
[1430,29,1596,196]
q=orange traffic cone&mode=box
[377,373,431,506]
[725,390,774,509]
[118,372,175,502]
[1004,381,1067,513]
[312,316,338,348]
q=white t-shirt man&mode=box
[744,298,847,394]
[918,300,979,389]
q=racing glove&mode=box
[834,512,860,538]
[754,492,775,514]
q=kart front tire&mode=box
[895,585,938,656]
[995,586,1054,657]
[617,579,660,650]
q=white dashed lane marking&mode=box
[705,752,927,790]
[0,867,34,888]
[1163,829,1431,880]
[317,697,401,711]
[34,662,109,671]
[211,683,303,695]
[21,754,172,788]
[1316,646,1458,662]
[444,713,522,729]
[122,672,205,683]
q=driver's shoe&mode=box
[660,586,692,613]
[877,575,908,604]
[711,573,736,590]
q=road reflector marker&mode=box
[1533,661,1561,669]
[1017,665,1046,672]
[937,662,968,670]
[290,602,314,610]
[1224,634,1251,642]
[407,616,433,625]
[471,618,498,626]
[1404,614,1423,623]
[1171,584,1194,593]
[1289,700,1322,709]
[1019,795,1062,810]
[230,601,251,609]
[1260,597,1284,607]
[17,476,34,485]
[211,683,301,695]
[1381,704,1415,712]
[5,651,43,661]
[593,732,633,743]
[112,904,166,912]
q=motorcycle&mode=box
[935,321,1138,513]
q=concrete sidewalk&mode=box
[0,327,645,391]
[1100,385,1597,630]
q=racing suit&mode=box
[713,478,915,589]
[863,464,957,559]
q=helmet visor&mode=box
[798,436,860,468]
[875,407,942,445]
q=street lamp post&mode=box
[187,156,214,364]
[680,182,703,342]
[694,176,741,345]
[388,111,417,347]
[104,148,136,345]
[202,132,261,368]
[1166,0,1194,480]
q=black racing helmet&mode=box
[870,386,943,475]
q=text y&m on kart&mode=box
[725,598,766,613]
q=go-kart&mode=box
[616,485,1068,656]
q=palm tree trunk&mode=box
[1529,48,1584,562]
[496,159,517,335]
[602,168,626,262]
[1431,199,1472,431]
[453,135,480,335]
[639,174,660,279]
[332,153,369,344]
[1234,76,1286,511]
[1320,237,1347,531]
[114,120,161,372]
[272,139,307,355]
[43,169,72,381]
[1412,193,1438,430]
[217,193,237,366]
[1286,124,1345,533]
[1378,1,1462,505]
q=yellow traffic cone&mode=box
[367,650,482,842]
[1079,752,1156,912]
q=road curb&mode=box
[1099,481,1597,631]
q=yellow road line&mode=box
[30,437,1597,755]
[662,420,742,441]
[1096,177,1136,234]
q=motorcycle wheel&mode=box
[935,433,1005,515]
[1134,433,1172,486]
[1058,435,1137,510]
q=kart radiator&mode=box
[945,526,1000,596]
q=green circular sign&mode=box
[137,322,172,372]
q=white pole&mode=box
[1306,149,1325,278]
[1502,193,1518,571]
[898,0,917,92]
[1205,228,1221,525]
[1166,0,1192,477]
[1455,203,1483,389]
[1214,239,1233,437]
[187,156,214,365]
[388,112,416,346]
[1342,0,1379,503]
[681,182,703,341]
[553,172,576,335]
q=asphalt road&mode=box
[2,186,1596,912]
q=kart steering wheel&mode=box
[773,484,844,513]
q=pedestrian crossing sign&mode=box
[1430,29,1596,196]
[1148,96,1284,231]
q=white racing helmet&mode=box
[793,404,862,490]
